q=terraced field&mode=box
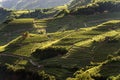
[0,0,120,80]
[46,12,120,32]
[0,20,120,80]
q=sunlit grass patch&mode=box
[0,46,6,52]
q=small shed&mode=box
[36,27,46,35]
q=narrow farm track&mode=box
[0,53,43,68]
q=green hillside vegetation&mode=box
[67,56,120,80]
[3,10,120,45]
[7,8,66,21]
[69,0,120,15]
[0,20,120,80]
[39,20,120,79]
[0,18,34,45]
[0,0,120,80]
[46,12,120,32]
[18,8,59,19]
[2,0,119,33]
[0,65,55,80]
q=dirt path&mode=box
[0,53,43,68]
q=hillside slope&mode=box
[0,18,35,45]
[0,0,120,80]
[67,56,120,80]
[69,0,120,15]
[0,20,120,80]
[1,10,119,45]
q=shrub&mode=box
[22,31,29,39]
[32,47,68,60]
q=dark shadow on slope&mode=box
[32,47,68,60]
[0,65,55,80]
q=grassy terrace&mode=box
[46,12,120,32]
[0,18,34,45]
[0,11,120,45]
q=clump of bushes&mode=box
[104,36,119,43]
[0,65,55,80]
[108,75,120,80]
[67,71,95,80]
[32,47,68,60]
